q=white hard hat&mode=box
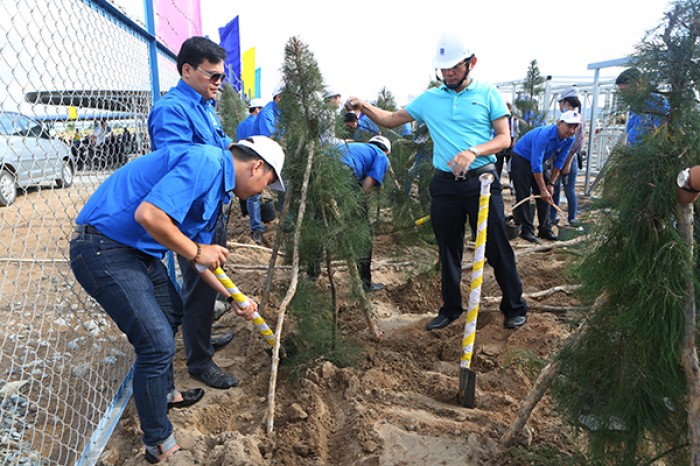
[233,136,286,191]
[559,111,582,125]
[369,135,391,155]
[433,30,472,69]
[272,82,284,98]
[249,98,265,109]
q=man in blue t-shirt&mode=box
[69,137,285,464]
[511,111,581,243]
[346,30,528,330]
[308,137,391,291]
[249,84,284,244]
[236,98,264,140]
[147,36,238,390]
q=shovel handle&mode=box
[195,264,275,346]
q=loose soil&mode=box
[97,187,590,466]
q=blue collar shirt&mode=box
[147,80,233,151]
[76,144,235,258]
[513,124,575,173]
[236,114,258,140]
[404,79,509,172]
[333,142,389,186]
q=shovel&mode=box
[458,173,494,408]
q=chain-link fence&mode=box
[0,1,181,464]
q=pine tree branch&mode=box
[502,293,608,446]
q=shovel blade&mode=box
[458,367,477,408]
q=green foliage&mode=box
[283,280,362,380]
[218,84,247,138]
[514,59,546,133]
[553,1,700,463]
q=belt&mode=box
[435,163,497,182]
[75,224,102,235]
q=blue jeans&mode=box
[246,194,264,233]
[551,153,579,223]
[69,229,181,447]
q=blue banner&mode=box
[218,16,241,93]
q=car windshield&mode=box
[0,112,45,137]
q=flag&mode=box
[255,68,261,99]
[242,47,256,99]
[154,0,202,54]
[218,16,241,93]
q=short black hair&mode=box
[615,68,642,86]
[561,96,581,109]
[343,112,358,123]
[176,36,227,76]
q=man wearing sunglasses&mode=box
[147,36,239,391]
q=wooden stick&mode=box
[501,293,608,446]
[266,140,315,437]
[677,201,700,463]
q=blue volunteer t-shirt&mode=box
[76,144,235,258]
[513,124,575,173]
[334,142,389,185]
[404,79,509,172]
[236,114,258,140]
[147,80,233,151]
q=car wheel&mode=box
[0,169,17,206]
[56,160,74,188]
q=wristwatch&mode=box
[468,146,480,157]
[677,167,700,193]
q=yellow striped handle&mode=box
[195,263,275,346]
[414,215,431,226]
[461,173,493,369]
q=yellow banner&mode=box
[242,47,256,99]
[68,106,78,121]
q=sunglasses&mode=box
[195,66,226,83]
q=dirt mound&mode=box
[98,193,586,466]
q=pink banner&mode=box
[154,0,203,54]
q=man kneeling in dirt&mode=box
[69,136,285,463]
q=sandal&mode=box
[167,388,205,411]
[144,439,180,464]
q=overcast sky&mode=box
[196,0,673,104]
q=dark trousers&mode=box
[429,171,527,320]
[176,210,228,374]
[511,153,552,235]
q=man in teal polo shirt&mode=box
[69,136,285,463]
[346,30,528,330]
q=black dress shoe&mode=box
[426,314,459,331]
[538,230,559,241]
[503,315,528,329]
[167,388,204,411]
[519,232,540,243]
[189,363,239,389]
[211,332,235,350]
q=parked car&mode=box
[0,111,75,206]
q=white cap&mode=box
[369,135,391,155]
[249,98,265,109]
[324,88,340,99]
[559,110,582,125]
[558,87,579,101]
[233,136,286,191]
[272,82,284,98]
